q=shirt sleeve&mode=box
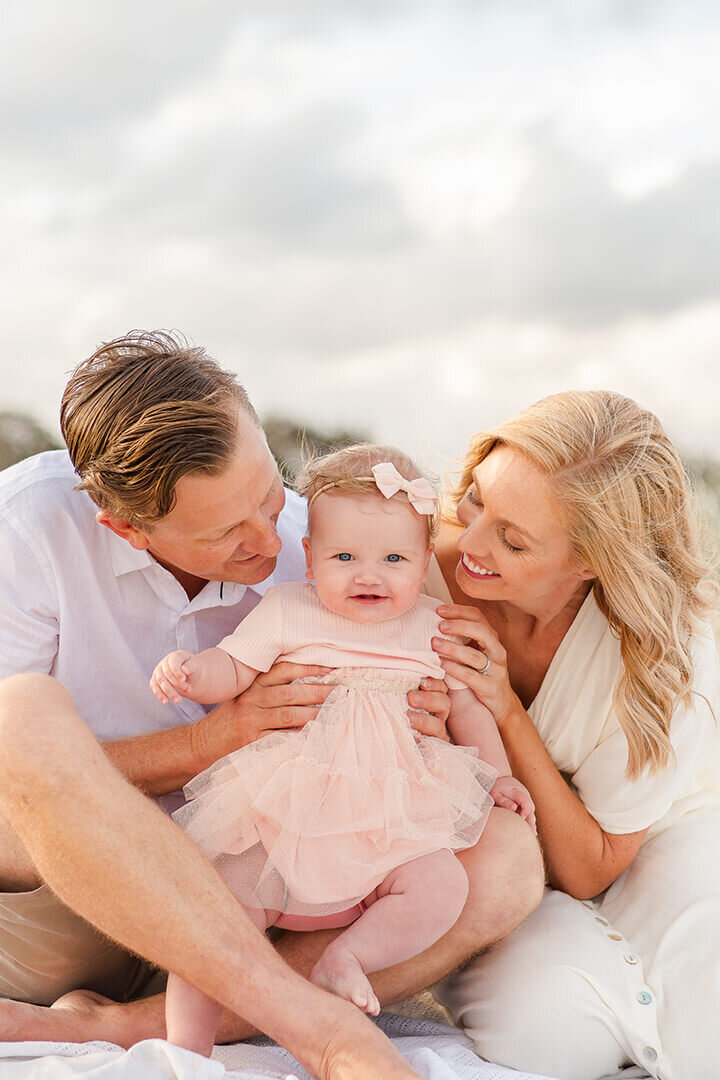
[0,515,59,677]
[572,690,711,835]
[217,587,285,672]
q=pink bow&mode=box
[371,462,438,515]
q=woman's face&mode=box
[455,446,593,610]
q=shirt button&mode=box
[643,1046,658,1063]
[636,991,653,1005]
[607,932,622,941]
[624,952,640,965]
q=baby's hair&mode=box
[296,443,439,540]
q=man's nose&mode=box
[244,512,282,557]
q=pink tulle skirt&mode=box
[173,669,497,917]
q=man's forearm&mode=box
[103,721,203,796]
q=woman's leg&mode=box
[600,815,720,1079]
[311,850,469,1016]
[436,889,635,1080]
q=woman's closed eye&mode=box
[500,533,524,553]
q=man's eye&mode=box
[386,553,402,563]
[336,552,353,561]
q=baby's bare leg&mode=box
[311,850,468,1016]
[166,905,272,1057]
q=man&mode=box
[0,331,543,1065]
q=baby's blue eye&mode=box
[337,552,353,561]
[386,553,401,563]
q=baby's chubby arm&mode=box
[448,687,536,831]
[150,647,259,706]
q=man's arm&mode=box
[104,663,335,795]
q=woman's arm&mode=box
[435,608,648,899]
[495,699,647,897]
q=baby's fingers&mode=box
[167,653,192,682]
[493,791,519,813]
[152,668,184,705]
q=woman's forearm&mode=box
[499,703,644,898]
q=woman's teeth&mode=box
[462,554,497,576]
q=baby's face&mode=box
[303,492,432,623]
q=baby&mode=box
[151,444,534,1056]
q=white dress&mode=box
[428,563,720,1080]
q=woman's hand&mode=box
[407,676,451,741]
[432,603,520,728]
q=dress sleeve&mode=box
[572,642,717,835]
[217,587,285,672]
[0,516,59,677]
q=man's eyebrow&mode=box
[472,477,541,545]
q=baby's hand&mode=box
[490,775,537,833]
[150,650,199,705]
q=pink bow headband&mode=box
[307,462,438,515]
[370,463,438,515]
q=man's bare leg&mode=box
[1,804,544,1047]
[0,674,420,1079]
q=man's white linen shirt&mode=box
[0,451,308,741]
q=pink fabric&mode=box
[174,585,496,918]
[371,462,438,515]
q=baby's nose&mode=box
[354,565,382,584]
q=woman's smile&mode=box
[460,553,501,579]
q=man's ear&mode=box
[96,510,151,551]
[302,536,314,580]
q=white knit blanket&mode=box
[0,1013,651,1079]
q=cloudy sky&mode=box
[3,0,719,473]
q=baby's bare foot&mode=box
[310,946,380,1016]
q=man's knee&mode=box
[461,809,545,936]
[0,675,86,806]
[0,674,77,756]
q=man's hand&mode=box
[406,676,451,741]
[190,662,334,771]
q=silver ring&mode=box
[479,653,492,676]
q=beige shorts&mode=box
[0,882,164,1006]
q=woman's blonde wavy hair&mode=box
[450,390,717,778]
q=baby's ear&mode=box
[302,536,314,580]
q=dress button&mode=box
[643,1046,658,1063]
[624,952,639,965]
[595,916,609,926]
[636,990,653,1005]
[607,932,622,941]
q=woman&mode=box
[427,390,720,1080]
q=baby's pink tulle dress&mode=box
[173,584,497,918]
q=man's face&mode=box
[103,413,286,590]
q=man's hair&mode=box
[61,329,259,526]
